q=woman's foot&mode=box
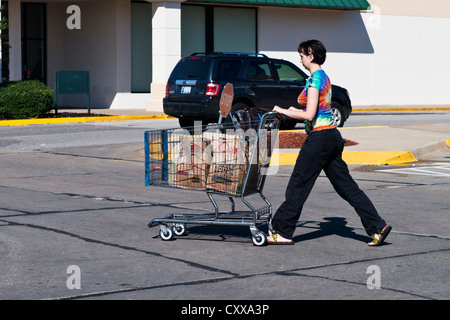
[368,225,392,246]
[267,233,294,245]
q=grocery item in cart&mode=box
[206,131,249,195]
[172,134,210,190]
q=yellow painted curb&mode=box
[342,151,417,165]
[0,114,173,126]
[275,150,418,166]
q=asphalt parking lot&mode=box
[0,111,449,306]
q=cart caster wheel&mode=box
[173,223,186,236]
[252,231,267,246]
[159,226,174,241]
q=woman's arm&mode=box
[273,87,319,121]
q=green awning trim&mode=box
[187,0,371,10]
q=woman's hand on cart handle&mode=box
[273,105,284,114]
[273,105,298,114]
[259,110,279,122]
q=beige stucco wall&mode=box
[47,0,132,109]
[367,0,450,18]
[259,6,450,106]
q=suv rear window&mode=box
[213,59,243,80]
[170,57,211,79]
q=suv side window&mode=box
[274,61,306,83]
[245,61,273,81]
[214,59,243,80]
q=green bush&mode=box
[0,80,54,119]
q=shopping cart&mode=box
[145,111,280,246]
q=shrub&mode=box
[0,80,54,119]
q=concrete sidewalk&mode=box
[1,106,449,166]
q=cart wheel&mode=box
[159,226,174,241]
[173,223,186,236]
[252,231,267,246]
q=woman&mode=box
[267,40,391,246]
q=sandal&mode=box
[368,225,392,246]
[267,233,294,245]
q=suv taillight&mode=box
[205,82,220,96]
[165,82,169,96]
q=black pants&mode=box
[271,128,386,240]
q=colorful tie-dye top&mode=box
[297,70,335,133]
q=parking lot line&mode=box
[377,163,450,177]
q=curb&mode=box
[276,150,418,166]
[0,114,173,126]
[2,112,447,166]
[2,106,449,126]
[352,107,450,113]
[275,139,450,166]
[412,140,450,159]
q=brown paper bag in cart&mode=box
[205,131,249,195]
[173,134,210,190]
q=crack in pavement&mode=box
[2,213,449,300]
[51,247,450,300]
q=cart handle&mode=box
[259,111,278,124]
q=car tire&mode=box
[331,102,346,127]
[231,102,251,114]
[178,118,205,128]
[223,102,251,123]
[279,119,297,130]
[178,118,193,128]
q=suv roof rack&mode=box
[190,52,267,58]
[190,52,223,56]
[223,52,268,57]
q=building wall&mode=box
[46,0,140,109]
[259,5,450,106]
[368,0,450,18]
[47,1,116,108]
[35,0,450,109]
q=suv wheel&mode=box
[231,102,250,114]
[331,102,346,127]
[178,118,193,128]
[178,118,205,128]
[223,102,251,123]
[280,119,297,130]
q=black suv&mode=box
[163,52,352,129]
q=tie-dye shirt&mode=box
[297,70,334,133]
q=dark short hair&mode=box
[298,40,327,65]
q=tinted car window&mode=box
[170,57,211,79]
[214,59,243,80]
[274,62,306,82]
[245,61,273,80]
